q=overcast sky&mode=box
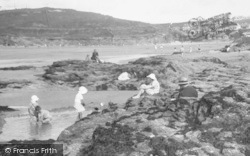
[0,0,250,23]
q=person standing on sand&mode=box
[28,95,39,120]
[198,45,201,52]
[74,86,88,120]
[174,47,177,52]
[180,46,185,53]
[189,46,193,53]
[85,54,90,62]
[133,73,160,99]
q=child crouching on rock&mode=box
[133,73,160,99]
[74,86,88,120]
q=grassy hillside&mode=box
[0,8,162,45]
[1,8,248,46]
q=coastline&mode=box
[0,42,237,142]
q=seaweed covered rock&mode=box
[57,84,250,156]
[80,124,136,156]
[43,56,196,91]
[0,80,31,89]
[198,85,250,121]
[0,65,35,70]
[193,56,227,66]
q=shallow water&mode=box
[0,110,92,141]
[0,89,137,141]
[0,89,137,110]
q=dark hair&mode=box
[35,106,41,112]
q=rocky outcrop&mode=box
[42,55,250,155]
[57,84,250,156]
[42,56,196,91]
[193,56,228,66]
[0,65,35,71]
[220,36,250,52]
[0,80,31,89]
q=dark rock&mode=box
[43,56,196,90]
[0,80,31,89]
[80,124,136,156]
[0,65,35,70]
[193,56,228,66]
[0,106,16,112]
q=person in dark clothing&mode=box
[175,77,199,124]
[91,49,101,63]
[178,77,198,99]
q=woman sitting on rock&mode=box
[133,73,160,99]
[74,86,88,120]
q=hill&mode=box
[1,8,249,46]
[0,8,162,46]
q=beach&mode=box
[0,41,232,141]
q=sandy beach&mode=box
[0,41,235,141]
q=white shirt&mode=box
[150,80,160,94]
[38,110,52,122]
[28,102,38,116]
[74,93,85,112]
[142,80,160,94]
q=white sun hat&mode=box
[178,77,189,85]
[79,86,88,94]
[147,73,157,80]
[31,95,39,102]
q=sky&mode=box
[0,0,250,24]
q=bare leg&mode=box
[77,112,81,120]
[42,118,52,124]
[133,89,145,99]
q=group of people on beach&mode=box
[28,95,52,124]
[173,45,201,56]
[28,72,198,123]
[28,47,198,123]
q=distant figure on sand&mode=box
[180,46,185,53]
[91,49,101,63]
[189,46,193,53]
[35,106,52,124]
[198,45,201,52]
[174,47,177,52]
[28,95,39,119]
[85,54,90,62]
[171,47,183,57]
[133,73,160,99]
[74,86,88,120]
